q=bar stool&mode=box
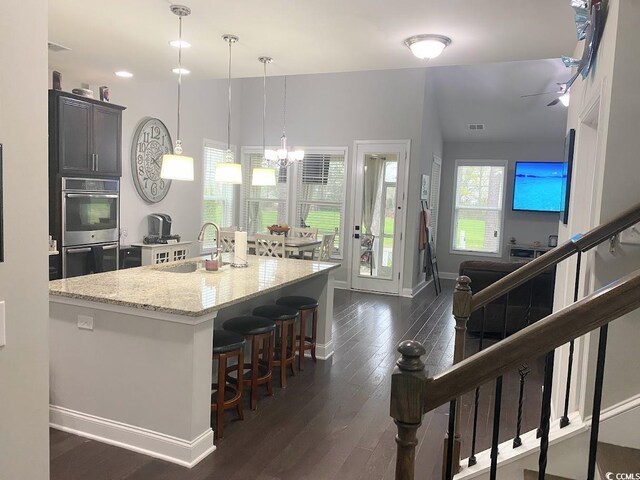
[276,296,319,370]
[252,305,298,388]
[223,315,276,410]
[211,330,245,439]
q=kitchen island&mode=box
[49,256,339,467]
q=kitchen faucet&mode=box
[197,222,222,261]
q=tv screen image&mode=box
[512,162,565,212]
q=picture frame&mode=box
[420,174,430,201]
[0,143,4,262]
[560,129,576,225]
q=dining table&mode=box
[246,235,322,258]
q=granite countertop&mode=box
[49,255,339,317]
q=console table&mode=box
[508,244,552,262]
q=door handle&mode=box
[65,193,119,199]
[66,247,92,254]
[102,244,118,251]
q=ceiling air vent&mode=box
[468,123,485,131]
[48,41,71,53]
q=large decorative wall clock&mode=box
[131,117,173,203]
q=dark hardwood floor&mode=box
[50,281,544,479]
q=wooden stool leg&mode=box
[266,332,274,396]
[279,322,287,388]
[311,308,318,362]
[289,321,296,376]
[236,348,244,420]
[250,335,259,410]
[298,310,306,371]
[216,353,227,439]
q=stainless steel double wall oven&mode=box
[61,177,119,278]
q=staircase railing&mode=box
[390,201,640,480]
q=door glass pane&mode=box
[360,154,398,279]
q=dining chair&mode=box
[360,234,375,275]
[290,227,319,259]
[290,227,318,239]
[255,234,286,258]
[219,230,236,253]
[316,234,335,261]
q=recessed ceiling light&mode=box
[172,67,190,75]
[169,40,191,48]
[404,34,452,60]
[114,70,134,78]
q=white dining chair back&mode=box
[255,234,285,258]
[316,234,335,261]
[290,227,318,239]
[219,230,236,253]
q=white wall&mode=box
[0,1,51,478]
[436,140,564,275]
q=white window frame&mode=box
[450,159,507,258]
[200,139,238,254]
[240,146,348,259]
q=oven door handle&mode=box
[65,193,119,199]
[66,247,92,254]
[102,244,118,251]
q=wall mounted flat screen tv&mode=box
[512,162,565,213]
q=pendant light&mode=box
[214,34,243,184]
[252,56,277,186]
[161,4,194,181]
[264,76,304,168]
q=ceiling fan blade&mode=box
[547,98,561,106]
[520,91,562,98]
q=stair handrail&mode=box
[470,201,640,312]
[390,268,640,480]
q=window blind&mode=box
[202,143,235,249]
[452,163,505,254]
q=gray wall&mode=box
[437,140,564,275]
[0,1,51,478]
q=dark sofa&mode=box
[458,260,556,337]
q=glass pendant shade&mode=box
[559,92,571,107]
[265,134,304,166]
[215,162,242,184]
[161,153,194,181]
[251,167,277,186]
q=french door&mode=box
[350,141,409,294]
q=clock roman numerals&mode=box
[131,118,173,203]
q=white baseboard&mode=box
[50,405,215,468]
[439,271,459,280]
[334,280,349,290]
[310,340,334,360]
[401,279,432,298]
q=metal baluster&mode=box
[489,376,503,480]
[513,365,530,448]
[537,351,555,479]
[445,399,457,480]
[468,306,487,467]
[561,251,582,428]
[587,325,608,480]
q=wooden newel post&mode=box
[390,340,428,480]
[444,275,472,476]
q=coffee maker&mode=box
[144,214,181,244]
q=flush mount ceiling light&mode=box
[404,34,451,60]
[215,34,243,184]
[252,56,277,186]
[161,4,194,182]
[114,70,134,78]
[169,40,191,48]
[265,75,304,168]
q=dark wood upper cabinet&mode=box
[49,90,126,177]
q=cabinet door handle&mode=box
[95,154,99,171]
[91,153,96,171]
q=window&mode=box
[201,141,236,249]
[451,160,506,255]
[241,147,347,258]
[295,150,346,257]
[241,150,289,235]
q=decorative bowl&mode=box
[267,225,290,235]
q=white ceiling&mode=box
[49,0,578,83]
[431,58,569,142]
